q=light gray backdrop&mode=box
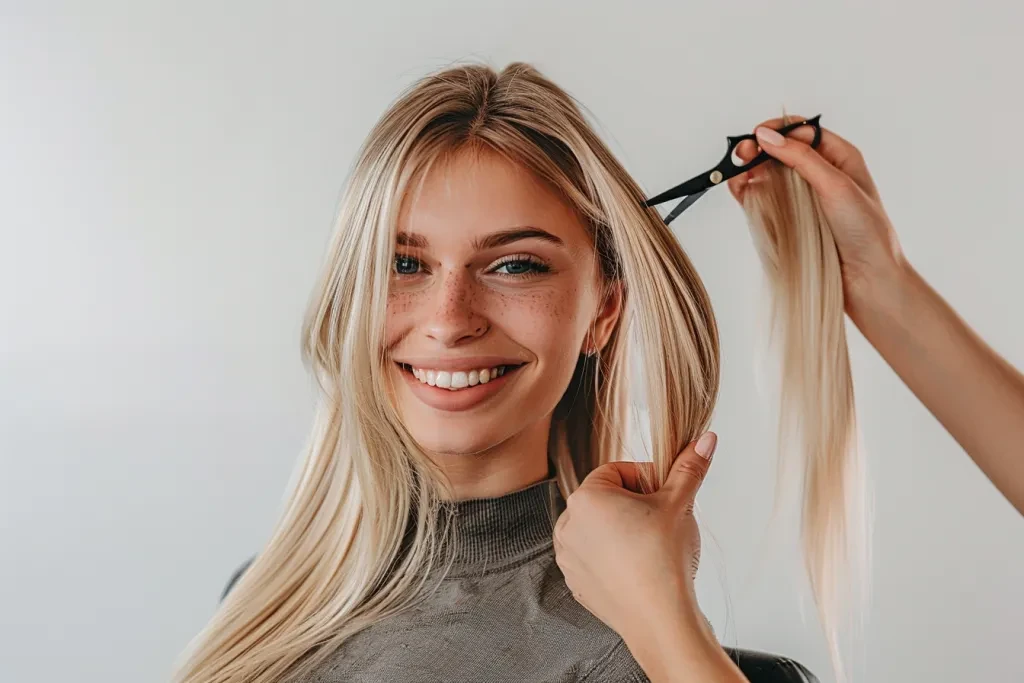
[2,1,1022,682]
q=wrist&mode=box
[623,606,742,683]
[845,253,918,330]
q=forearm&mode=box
[848,260,1024,514]
[623,607,748,683]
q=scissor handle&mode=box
[645,114,823,209]
[716,114,822,184]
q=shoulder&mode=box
[724,647,819,683]
[220,556,255,601]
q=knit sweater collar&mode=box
[442,475,566,576]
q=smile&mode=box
[405,363,522,390]
[395,362,527,412]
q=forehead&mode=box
[397,147,591,250]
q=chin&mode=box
[407,427,503,457]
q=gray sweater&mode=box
[222,477,816,683]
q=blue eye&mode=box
[490,256,551,278]
[394,255,420,275]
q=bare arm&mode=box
[848,261,1024,515]
[624,608,748,683]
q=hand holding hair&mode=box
[727,115,905,310]
[553,433,749,682]
[731,116,1024,516]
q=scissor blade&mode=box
[663,189,707,225]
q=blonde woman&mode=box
[173,62,1024,683]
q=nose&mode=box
[424,268,488,346]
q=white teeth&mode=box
[407,364,517,391]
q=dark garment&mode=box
[223,476,816,683]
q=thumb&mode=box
[662,432,717,502]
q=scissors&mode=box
[644,114,823,225]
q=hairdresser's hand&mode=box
[552,433,719,647]
[727,116,907,312]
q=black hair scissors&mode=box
[644,114,823,225]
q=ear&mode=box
[585,280,623,354]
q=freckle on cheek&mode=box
[518,290,572,320]
[388,292,415,314]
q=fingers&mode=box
[751,126,868,202]
[661,432,717,503]
[583,460,657,494]
[727,114,879,203]
[726,139,760,203]
[553,506,569,546]
[749,114,879,199]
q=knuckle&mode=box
[567,488,596,510]
[552,540,569,565]
[672,460,708,488]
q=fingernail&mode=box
[694,432,717,460]
[755,126,786,146]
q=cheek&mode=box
[385,290,418,344]
[497,284,589,352]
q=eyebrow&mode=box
[396,226,566,251]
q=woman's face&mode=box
[385,147,621,465]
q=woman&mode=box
[173,62,1024,683]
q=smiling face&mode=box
[385,146,621,490]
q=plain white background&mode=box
[2,2,1022,681]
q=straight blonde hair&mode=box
[171,61,720,683]
[743,145,870,683]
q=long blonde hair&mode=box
[743,144,869,683]
[171,61,720,683]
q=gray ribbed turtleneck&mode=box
[294,475,651,682]
[221,476,817,682]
